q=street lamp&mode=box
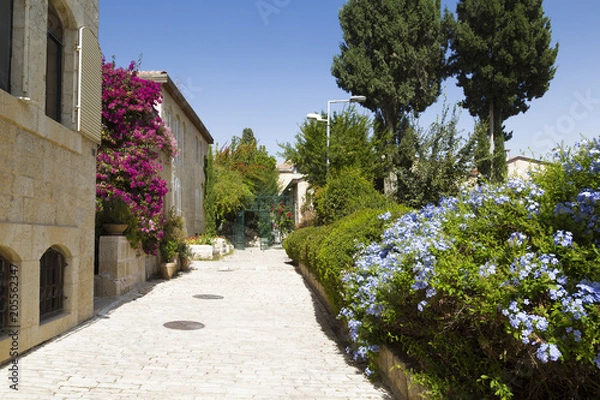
[306,95,366,171]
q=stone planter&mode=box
[103,223,128,235]
[160,262,177,280]
[190,244,214,260]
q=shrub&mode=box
[314,167,389,225]
[283,226,318,263]
[284,205,409,313]
[340,140,600,399]
[185,235,215,245]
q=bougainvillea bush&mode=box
[340,140,600,399]
[96,60,177,254]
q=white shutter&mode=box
[77,26,102,144]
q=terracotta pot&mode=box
[180,257,191,272]
[160,262,177,280]
[103,223,128,235]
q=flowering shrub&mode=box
[271,202,294,236]
[185,235,216,246]
[96,60,178,254]
[338,140,600,398]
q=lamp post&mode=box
[307,95,366,172]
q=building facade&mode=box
[278,163,310,226]
[0,0,101,364]
[138,71,214,236]
[507,155,546,179]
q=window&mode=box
[40,248,66,321]
[0,0,13,92]
[46,1,63,122]
[0,255,16,333]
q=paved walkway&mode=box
[0,248,394,399]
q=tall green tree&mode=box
[216,130,280,198]
[279,107,376,188]
[331,0,447,185]
[449,0,558,182]
[203,145,217,237]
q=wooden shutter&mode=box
[77,26,102,144]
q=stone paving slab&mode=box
[0,248,394,399]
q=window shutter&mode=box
[77,26,101,144]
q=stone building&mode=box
[278,163,311,226]
[0,0,101,364]
[138,71,214,235]
[507,155,546,179]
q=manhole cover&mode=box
[193,294,224,300]
[163,321,205,330]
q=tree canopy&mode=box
[331,0,446,134]
[279,107,376,188]
[213,128,280,224]
[449,0,558,181]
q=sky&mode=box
[99,0,600,162]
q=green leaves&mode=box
[333,0,446,133]
[449,0,558,182]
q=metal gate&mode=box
[233,195,293,251]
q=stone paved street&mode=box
[0,248,394,399]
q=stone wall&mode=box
[0,0,99,364]
[95,236,151,298]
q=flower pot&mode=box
[180,257,191,272]
[103,223,128,235]
[160,262,177,280]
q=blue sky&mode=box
[99,1,600,162]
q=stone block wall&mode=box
[95,236,146,298]
[0,0,100,365]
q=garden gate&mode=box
[233,195,293,250]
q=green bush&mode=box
[314,167,390,225]
[339,140,600,399]
[284,205,409,312]
[283,226,318,263]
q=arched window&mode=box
[46,1,63,122]
[0,0,13,92]
[40,247,66,321]
[0,254,17,333]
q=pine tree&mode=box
[332,0,447,188]
[449,0,558,182]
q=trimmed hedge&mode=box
[284,205,409,313]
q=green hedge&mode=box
[284,205,409,313]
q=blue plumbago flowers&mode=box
[479,261,497,278]
[338,146,600,375]
[553,230,574,247]
[508,232,528,247]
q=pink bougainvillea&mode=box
[96,60,178,254]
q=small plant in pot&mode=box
[100,196,131,235]
[178,242,192,272]
[159,239,179,279]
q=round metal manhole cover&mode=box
[193,294,224,300]
[163,321,205,330]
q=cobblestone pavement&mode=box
[0,247,394,399]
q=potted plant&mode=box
[159,208,187,278]
[100,196,131,235]
[159,239,178,279]
[179,242,192,272]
